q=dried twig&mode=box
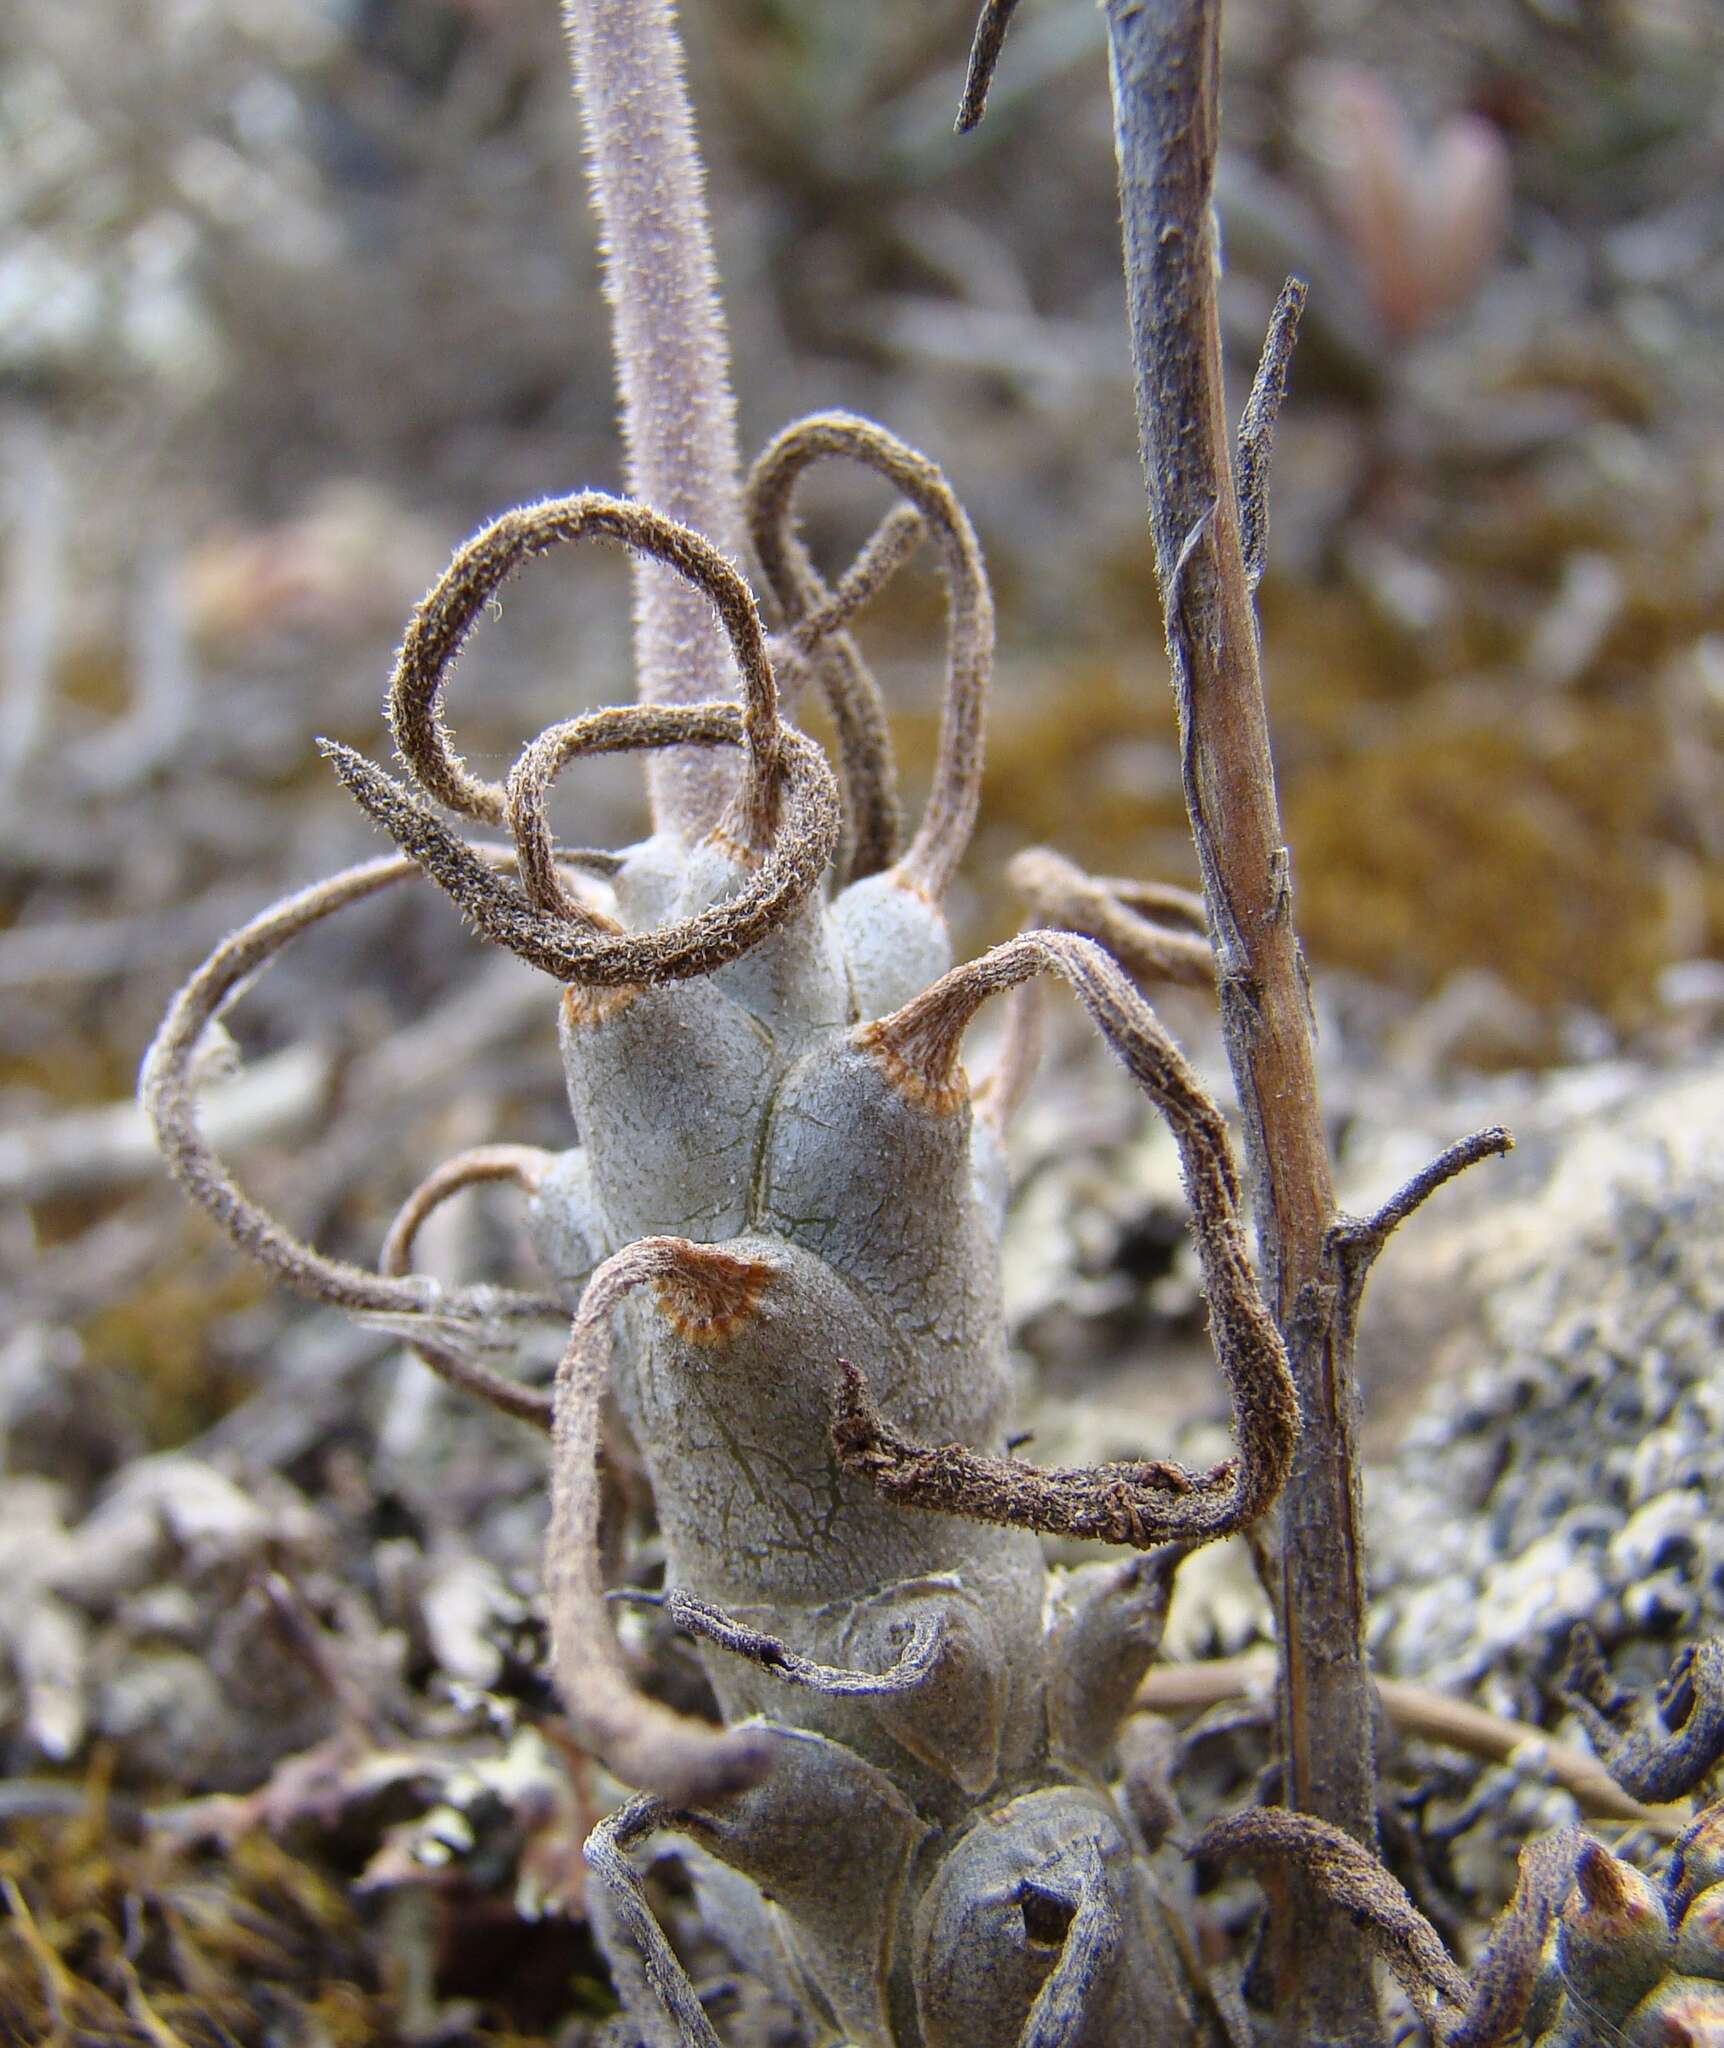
[1095,10,1516,2032]
[956,0,1028,134]
[73,548,197,792]
[1135,1655,1689,1834]
[2,1044,328,1205]
[1234,279,1307,595]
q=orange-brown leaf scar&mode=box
[562,982,641,1032]
[855,1019,969,1116]
[652,1250,775,1345]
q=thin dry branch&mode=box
[1234,279,1307,594]
[1135,1656,1690,1834]
[0,412,65,797]
[1100,4,1375,2031]
[956,0,1027,134]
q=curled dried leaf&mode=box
[1191,1807,1467,2028]
[1010,845,1213,988]
[141,853,552,1340]
[324,709,840,989]
[547,1239,779,1804]
[759,498,920,887]
[379,1145,559,1431]
[838,930,1297,1546]
[746,412,993,901]
[1564,1629,1724,1804]
[388,491,784,852]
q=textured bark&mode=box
[562,0,746,840]
[1102,2,1382,2039]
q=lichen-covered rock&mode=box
[1369,1062,1724,1706]
[1363,1060,1724,1901]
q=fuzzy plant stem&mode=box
[1102,2,1381,2041]
[561,0,747,842]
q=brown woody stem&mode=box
[1103,1,1376,2037]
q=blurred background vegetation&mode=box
[0,0,1721,2036]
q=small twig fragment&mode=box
[1326,1125,1514,1300]
[611,1588,944,1698]
[957,0,1028,134]
[1234,278,1308,593]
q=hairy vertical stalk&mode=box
[561,0,746,839]
[1102,1,1380,2039]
